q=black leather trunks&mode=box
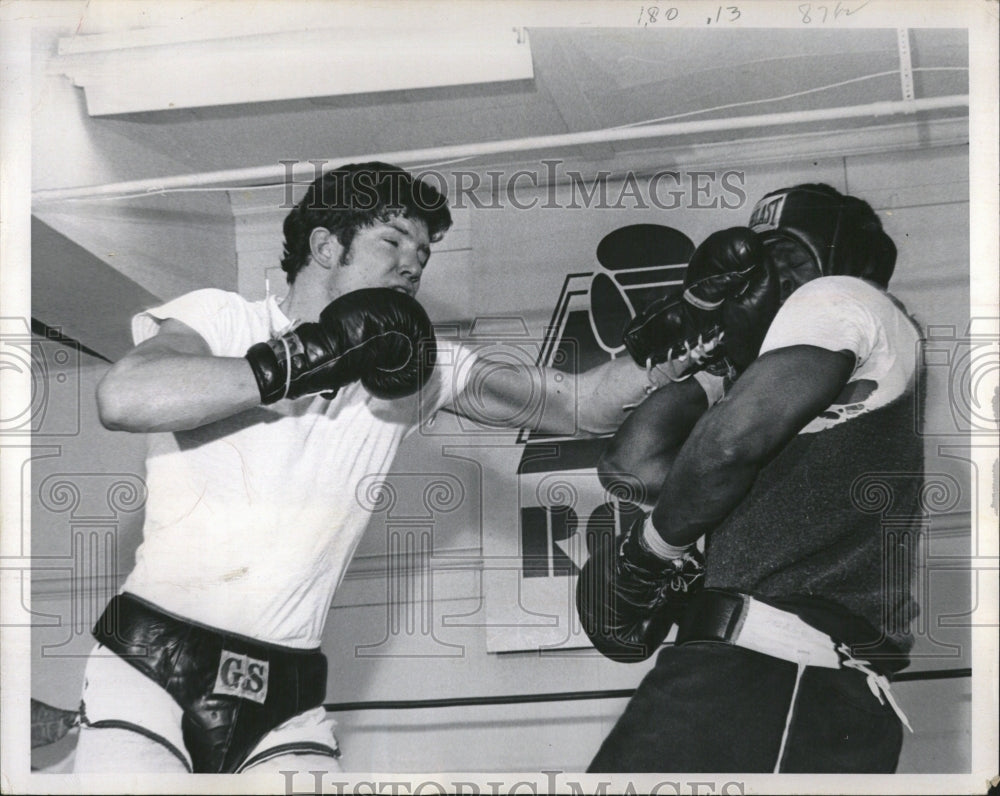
[92,592,329,773]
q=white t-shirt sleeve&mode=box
[759,276,878,367]
[132,289,251,356]
[756,276,921,433]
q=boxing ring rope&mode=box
[322,667,972,713]
[31,94,968,204]
[25,666,972,753]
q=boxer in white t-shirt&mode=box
[75,162,666,774]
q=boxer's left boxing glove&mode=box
[622,286,721,377]
[246,287,436,404]
[576,514,704,663]
[623,227,779,378]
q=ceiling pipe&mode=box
[32,94,969,203]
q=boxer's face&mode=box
[768,238,822,303]
[329,214,431,299]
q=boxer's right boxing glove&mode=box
[246,287,436,404]
[576,514,704,663]
[682,227,780,371]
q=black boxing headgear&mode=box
[748,183,896,287]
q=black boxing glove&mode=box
[576,514,704,663]
[245,287,436,404]
[623,227,779,378]
[622,285,717,376]
[683,227,781,370]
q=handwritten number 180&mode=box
[637,6,679,26]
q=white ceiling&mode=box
[39,26,967,188]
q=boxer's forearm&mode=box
[574,357,660,435]
[450,355,668,436]
[650,345,854,546]
[523,357,656,436]
[98,351,261,432]
[97,321,262,433]
[651,440,758,545]
[535,356,678,436]
[649,374,781,544]
[451,355,637,435]
[597,377,709,502]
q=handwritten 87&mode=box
[798,1,870,23]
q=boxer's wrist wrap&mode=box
[640,514,695,562]
[251,331,306,402]
[246,330,318,404]
[92,593,330,773]
[576,514,706,663]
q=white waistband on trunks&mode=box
[733,596,912,733]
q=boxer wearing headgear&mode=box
[583,184,922,773]
[74,163,685,774]
[749,182,897,293]
[619,184,897,385]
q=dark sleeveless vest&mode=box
[704,387,924,669]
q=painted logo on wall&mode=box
[516,224,695,580]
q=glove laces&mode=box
[647,331,726,386]
[665,552,704,594]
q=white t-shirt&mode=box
[758,276,921,434]
[122,289,476,648]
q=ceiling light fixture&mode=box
[57,26,533,116]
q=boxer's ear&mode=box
[309,227,340,269]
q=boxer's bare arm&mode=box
[649,344,854,546]
[449,355,675,436]
[574,357,671,435]
[97,319,261,433]
[596,378,710,502]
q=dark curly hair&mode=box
[792,183,885,232]
[280,162,452,283]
